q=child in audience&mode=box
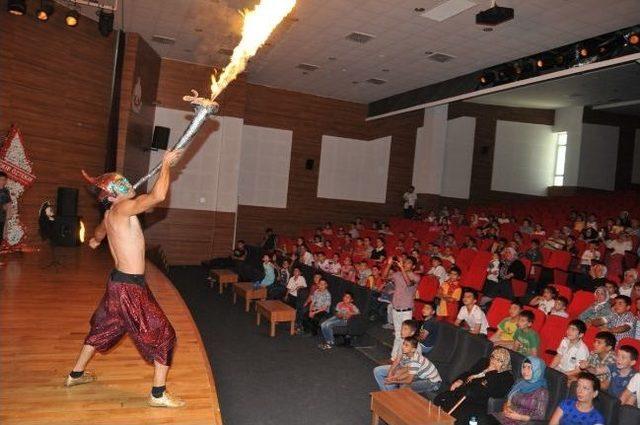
[455,288,489,335]
[254,254,276,289]
[578,331,617,384]
[427,256,447,285]
[550,296,570,318]
[391,320,418,361]
[339,256,356,282]
[580,241,601,273]
[491,301,522,343]
[301,279,331,336]
[591,295,636,342]
[486,251,500,286]
[551,319,589,379]
[604,280,619,299]
[439,247,456,265]
[436,266,462,321]
[319,291,360,350]
[315,252,331,273]
[548,372,605,425]
[418,302,439,355]
[496,310,540,356]
[373,337,442,393]
[529,285,558,315]
[524,239,542,264]
[603,345,638,397]
[327,253,342,275]
[356,261,372,287]
[365,265,383,291]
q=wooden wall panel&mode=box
[144,208,235,265]
[116,33,160,187]
[0,0,114,245]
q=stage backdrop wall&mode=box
[578,123,620,191]
[0,0,115,244]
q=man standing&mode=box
[402,186,417,218]
[382,255,420,360]
[65,150,185,408]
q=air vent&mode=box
[151,35,176,45]
[345,32,375,44]
[366,78,387,85]
[296,63,319,71]
[217,48,233,56]
[427,52,455,63]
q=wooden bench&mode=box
[210,269,238,294]
[232,282,267,312]
[370,388,454,425]
[255,300,296,337]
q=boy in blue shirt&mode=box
[417,301,439,355]
[603,344,638,397]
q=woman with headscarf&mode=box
[578,286,612,325]
[492,356,549,424]
[483,247,525,302]
[434,347,514,424]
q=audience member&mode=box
[550,296,570,318]
[382,256,420,361]
[391,320,418,361]
[254,254,275,289]
[370,238,387,262]
[417,302,438,355]
[373,337,442,393]
[491,356,548,424]
[619,269,637,298]
[434,347,514,424]
[591,295,636,342]
[602,345,638,398]
[301,279,331,335]
[578,287,612,325]
[427,256,447,285]
[496,310,539,356]
[551,319,589,379]
[490,301,522,344]
[529,285,558,315]
[285,267,307,327]
[548,372,604,425]
[578,331,617,384]
[339,256,356,282]
[436,266,462,320]
[318,291,360,350]
[455,288,489,335]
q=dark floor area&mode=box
[170,266,380,425]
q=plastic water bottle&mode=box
[469,416,478,425]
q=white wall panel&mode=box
[238,125,292,208]
[578,123,619,190]
[149,108,243,212]
[411,105,448,194]
[317,135,391,203]
[441,116,475,199]
[491,120,555,196]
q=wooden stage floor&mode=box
[0,247,222,425]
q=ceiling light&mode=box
[482,27,493,32]
[414,7,425,12]
[66,9,79,27]
[97,9,114,37]
[7,0,26,15]
[629,33,639,45]
[36,0,53,21]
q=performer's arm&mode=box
[116,150,183,217]
[89,220,107,249]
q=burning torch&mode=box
[132,0,296,191]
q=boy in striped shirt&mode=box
[373,337,442,393]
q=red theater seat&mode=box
[567,290,594,319]
[540,315,570,364]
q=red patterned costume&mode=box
[85,269,176,366]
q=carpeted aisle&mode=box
[170,266,378,425]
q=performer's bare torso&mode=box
[104,207,145,275]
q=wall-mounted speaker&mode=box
[305,159,315,170]
[151,126,170,150]
[56,187,78,217]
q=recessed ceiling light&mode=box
[414,7,425,13]
[341,68,347,72]
[328,56,337,61]
[424,50,433,55]
[483,27,493,32]
[352,81,359,84]
[378,53,385,58]
[382,68,390,72]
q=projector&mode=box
[476,3,514,26]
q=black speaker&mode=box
[56,187,79,217]
[151,126,170,150]
[52,216,81,246]
[305,159,314,170]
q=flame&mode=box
[210,0,296,101]
[79,220,86,244]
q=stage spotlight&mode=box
[97,9,114,37]
[479,71,496,86]
[65,9,79,27]
[36,0,54,21]
[629,32,639,46]
[7,0,26,15]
